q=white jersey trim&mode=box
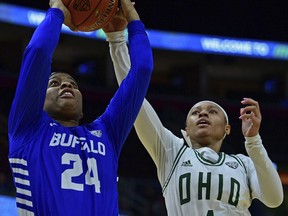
[162,144,187,193]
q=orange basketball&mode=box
[62,0,118,32]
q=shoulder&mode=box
[228,153,254,172]
[233,153,251,162]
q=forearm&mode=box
[106,27,165,163]
[9,8,64,136]
[16,8,64,100]
[102,20,154,152]
[106,30,130,83]
[245,134,283,207]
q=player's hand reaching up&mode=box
[120,0,140,23]
[102,5,128,33]
[239,98,262,137]
[49,0,77,31]
[103,0,139,33]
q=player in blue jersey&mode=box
[104,18,284,215]
[8,0,153,215]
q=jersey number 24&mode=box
[61,153,101,193]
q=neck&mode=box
[54,119,79,127]
[192,140,222,153]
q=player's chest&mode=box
[170,154,249,203]
[47,130,106,154]
[34,124,110,155]
[174,153,248,184]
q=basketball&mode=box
[62,0,118,32]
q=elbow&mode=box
[140,55,154,77]
[26,35,58,57]
[143,63,154,76]
[25,42,46,54]
[263,192,284,208]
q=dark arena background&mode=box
[0,0,288,215]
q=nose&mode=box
[199,110,208,117]
[60,81,72,89]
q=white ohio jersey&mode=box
[162,145,252,216]
[107,29,284,216]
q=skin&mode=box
[43,72,83,126]
[239,97,261,138]
[185,98,261,153]
[49,0,76,31]
[185,101,231,153]
[102,2,138,33]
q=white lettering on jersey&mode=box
[49,133,106,156]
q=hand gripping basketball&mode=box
[62,0,118,32]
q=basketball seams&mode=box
[81,0,118,31]
[62,0,118,32]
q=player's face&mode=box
[44,72,83,122]
[185,101,230,146]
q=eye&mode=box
[209,109,218,114]
[71,81,79,89]
[191,111,199,115]
[49,80,59,87]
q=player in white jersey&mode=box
[103,19,284,215]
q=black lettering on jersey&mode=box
[198,172,211,200]
[228,178,240,206]
[179,173,191,205]
[179,172,240,207]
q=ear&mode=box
[225,124,231,135]
[79,112,84,120]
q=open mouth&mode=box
[60,89,74,98]
[197,119,210,126]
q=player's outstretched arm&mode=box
[240,98,283,207]
[245,135,283,207]
[9,3,69,151]
[100,0,155,154]
[104,4,177,166]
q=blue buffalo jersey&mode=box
[8,9,153,216]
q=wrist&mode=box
[245,134,261,146]
[105,30,126,42]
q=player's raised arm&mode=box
[9,0,71,146]
[240,98,283,207]
[99,0,154,154]
[103,4,181,168]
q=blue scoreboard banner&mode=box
[0,195,17,216]
[1,3,288,60]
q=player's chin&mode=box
[58,99,77,108]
